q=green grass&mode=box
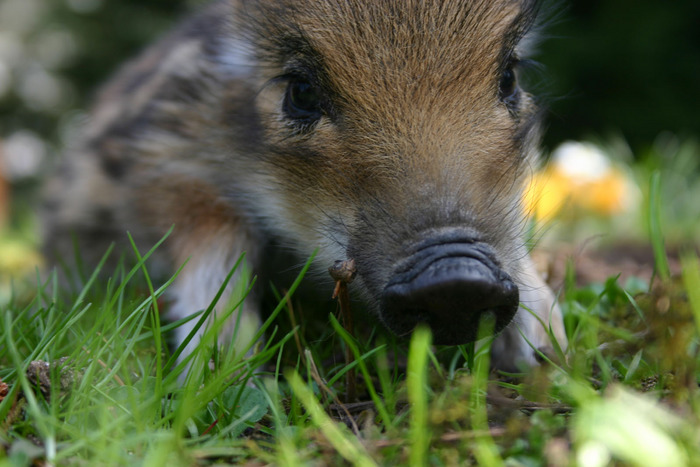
[2,138,700,466]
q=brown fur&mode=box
[43,0,566,371]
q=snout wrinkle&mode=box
[380,233,519,345]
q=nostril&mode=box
[380,253,519,345]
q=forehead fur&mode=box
[246,0,537,119]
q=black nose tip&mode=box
[380,244,519,344]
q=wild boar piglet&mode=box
[43,0,567,371]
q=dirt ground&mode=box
[532,241,687,290]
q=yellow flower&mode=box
[524,142,638,222]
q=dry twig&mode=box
[329,259,358,402]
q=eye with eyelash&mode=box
[283,75,323,123]
[498,59,519,105]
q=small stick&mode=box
[329,259,357,402]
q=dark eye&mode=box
[498,65,518,103]
[284,78,322,121]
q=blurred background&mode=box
[539,1,700,151]
[0,0,698,291]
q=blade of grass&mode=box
[374,341,397,417]
[326,345,386,387]
[163,253,246,379]
[262,378,302,467]
[239,250,317,358]
[680,252,700,337]
[624,349,644,383]
[623,289,646,321]
[648,171,670,281]
[68,243,114,313]
[286,369,378,467]
[3,311,57,463]
[103,226,174,313]
[470,314,503,467]
[165,326,297,432]
[329,313,393,430]
[407,325,432,467]
[127,232,165,396]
